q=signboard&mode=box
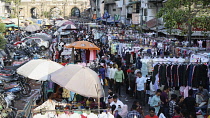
[141,0,148,8]
[132,13,140,24]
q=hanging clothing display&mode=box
[152,63,208,88]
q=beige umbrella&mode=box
[50,64,104,98]
[17,59,63,81]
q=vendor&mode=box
[52,87,63,102]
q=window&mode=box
[144,9,147,16]
[113,9,116,11]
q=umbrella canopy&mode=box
[17,59,63,81]
[6,24,18,28]
[50,64,104,98]
[56,20,68,27]
[32,33,52,41]
[65,41,100,50]
[2,19,13,24]
[62,24,77,30]
[62,21,75,26]
[42,20,53,26]
[24,24,41,32]
[57,26,65,32]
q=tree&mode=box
[157,0,210,46]
[4,0,21,18]
[0,23,6,49]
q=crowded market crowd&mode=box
[4,22,210,118]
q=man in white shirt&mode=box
[109,64,117,89]
[135,71,147,106]
[110,95,124,111]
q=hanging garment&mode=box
[159,64,167,86]
[152,64,159,84]
[86,50,90,63]
[81,49,86,63]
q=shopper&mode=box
[110,95,124,111]
[144,107,158,118]
[114,67,124,96]
[149,89,162,115]
[110,64,118,89]
[160,86,170,117]
[172,106,182,118]
[169,94,177,118]
[183,89,196,117]
[128,68,136,98]
[126,104,141,118]
[133,101,144,117]
[195,84,209,108]
[135,72,147,106]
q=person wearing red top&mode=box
[144,107,158,118]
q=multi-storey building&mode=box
[5,0,90,19]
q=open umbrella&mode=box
[42,20,53,26]
[65,41,100,50]
[65,41,100,63]
[17,59,63,81]
[24,24,41,32]
[62,21,75,26]
[62,24,77,30]
[56,20,68,27]
[6,24,18,28]
[50,64,104,98]
[57,26,65,32]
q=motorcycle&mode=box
[0,75,31,99]
[0,80,22,100]
[0,92,17,118]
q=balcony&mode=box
[104,0,115,4]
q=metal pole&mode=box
[156,0,158,37]
[17,5,20,36]
[96,0,99,18]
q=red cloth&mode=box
[127,69,131,73]
[81,115,87,118]
[144,115,158,118]
[172,116,182,118]
[61,63,68,66]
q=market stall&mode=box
[31,64,105,118]
[65,41,100,63]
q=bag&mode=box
[105,79,108,86]
[128,86,131,91]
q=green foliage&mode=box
[0,23,6,49]
[0,35,6,49]
[42,11,51,18]
[4,0,21,5]
[0,23,6,33]
[157,0,210,34]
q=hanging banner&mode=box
[132,13,140,24]
[141,0,148,8]
[114,14,121,21]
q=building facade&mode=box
[6,0,90,19]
